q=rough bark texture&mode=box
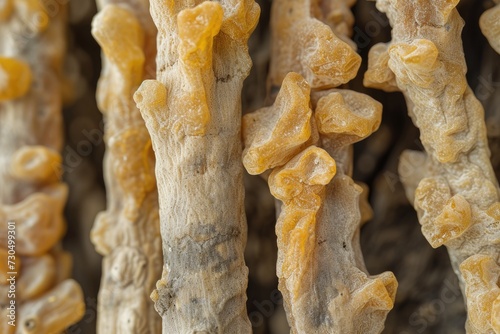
[90,1,162,333]
[134,0,259,332]
[0,1,84,333]
[365,1,500,333]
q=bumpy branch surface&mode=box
[268,0,361,92]
[133,0,259,332]
[0,1,84,333]
[365,1,500,332]
[242,1,397,332]
[90,2,162,333]
[309,89,397,334]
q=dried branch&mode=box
[365,1,500,332]
[0,1,84,333]
[242,1,397,332]
[134,0,259,332]
[90,2,162,333]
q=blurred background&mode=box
[62,0,500,333]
